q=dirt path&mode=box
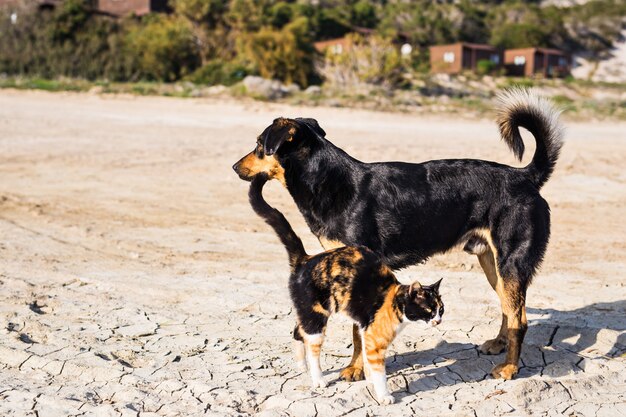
[0,90,624,416]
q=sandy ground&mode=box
[0,90,624,417]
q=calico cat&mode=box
[248,174,444,404]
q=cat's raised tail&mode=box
[249,174,308,270]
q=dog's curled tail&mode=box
[248,174,307,270]
[496,88,564,189]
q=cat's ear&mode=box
[409,281,424,298]
[431,278,443,293]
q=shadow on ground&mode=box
[381,300,625,397]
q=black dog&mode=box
[233,89,563,381]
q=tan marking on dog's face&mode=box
[271,118,296,143]
[233,143,286,186]
[275,117,292,128]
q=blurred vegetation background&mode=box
[0,0,625,87]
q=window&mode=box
[558,57,567,67]
[514,56,526,65]
[443,52,455,63]
[490,54,500,64]
[331,44,343,55]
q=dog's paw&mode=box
[340,365,364,382]
[491,363,518,380]
[378,394,395,405]
[311,378,328,389]
[479,337,506,355]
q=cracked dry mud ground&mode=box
[0,90,624,417]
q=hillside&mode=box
[1,0,625,85]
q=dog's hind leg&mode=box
[489,200,549,379]
[491,275,528,380]
[477,247,508,355]
[479,200,548,379]
[479,242,529,379]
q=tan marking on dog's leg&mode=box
[477,246,508,355]
[491,278,527,380]
[475,229,527,379]
[319,237,345,250]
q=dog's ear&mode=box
[263,117,326,156]
[295,117,326,138]
[263,118,296,156]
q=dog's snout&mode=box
[232,159,253,181]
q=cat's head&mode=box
[403,278,444,326]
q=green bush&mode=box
[490,22,548,49]
[0,4,137,81]
[241,17,316,87]
[476,59,496,76]
[319,34,406,88]
[268,2,294,29]
[185,60,248,85]
[1,0,625,86]
[504,78,535,89]
[352,0,378,29]
[125,15,201,81]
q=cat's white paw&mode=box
[378,394,395,405]
[311,378,327,389]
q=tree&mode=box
[170,0,228,64]
[487,2,549,49]
[170,0,227,27]
[242,17,316,87]
[125,15,200,81]
[352,0,378,29]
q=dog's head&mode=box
[232,117,326,185]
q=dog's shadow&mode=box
[379,300,625,396]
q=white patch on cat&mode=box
[303,333,326,388]
[429,308,443,326]
[371,370,394,404]
[358,329,370,381]
[360,328,394,404]
[396,320,408,335]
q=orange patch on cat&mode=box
[312,302,330,317]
